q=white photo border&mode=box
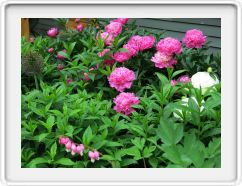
[0,0,242,186]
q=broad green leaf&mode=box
[50,142,57,159]
[82,126,93,145]
[55,158,75,166]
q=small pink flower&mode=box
[76,144,85,156]
[76,24,84,32]
[112,18,129,24]
[112,51,131,63]
[151,51,177,69]
[29,37,34,42]
[96,32,114,46]
[59,136,70,145]
[113,92,140,115]
[75,18,80,23]
[139,36,155,51]
[123,44,139,57]
[98,49,110,57]
[156,37,182,55]
[48,48,54,53]
[88,150,100,163]
[108,67,136,92]
[47,27,58,38]
[57,64,64,71]
[178,75,191,83]
[66,78,73,84]
[170,80,177,86]
[57,49,67,60]
[183,29,206,48]
[71,143,77,155]
[105,22,122,36]
[65,141,72,152]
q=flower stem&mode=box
[34,75,39,90]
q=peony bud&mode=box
[57,64,64,71]
[76,24,84,32]
[47,27,58,38]
[48,48,54,53]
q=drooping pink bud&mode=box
[59,136,70,145]
[88,150,100,163]
[66,78,73,84]
[65,141,72,152]
[57,49,67,60]
[29,37,35,42]
[71,143,77,155]
[47,27,58,38]
[57,64,64,71]
[48,48,54,53]
[76,144,85,156]
[76,24,84,32]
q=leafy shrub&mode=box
[21,18,221,168]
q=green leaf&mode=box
[171,70,187,79]
[55,158,75,166]
[143,146,156,158]
[50,142,57,159]
[124,147,142,160]
[156,72,169,85]
[27,157,49,168]
[82,126,93,145]
[162,145,183,165]
[157,118,184,145]
[46,116,55,132]
[131,137,145,150]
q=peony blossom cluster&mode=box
[113,92,140,115]
[151,37,182,69]
[96,18,129,46]
[183,29,206,48]
[59,136,100,163]
[113,35,155,63]
[108,67,136,92]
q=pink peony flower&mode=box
[127,35,142,47]
[57,49,67,60]
[59,136,70,145]
[112,18,129,24]
[98,49,110,57]
[76,144,85,156]
[48,48,54,53]
[105,22,122,36]
[66,78,73,84]
[156,37,182,55]
[123,44,139,57]
[170,80,177,86]
[151,51,177,69]
[112,51,131,63]
[96,32,114,46]
[178,75,191,83]
[139,36,155,51]
[76,24,84,32]
[113,92,140,115]
[108,67,136,92]
[88,150,100,163]
[75,18,80,23]
[47,27,58,38]
[57,64,64,71]
[65,141,72,152]
[183,29,206,48]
